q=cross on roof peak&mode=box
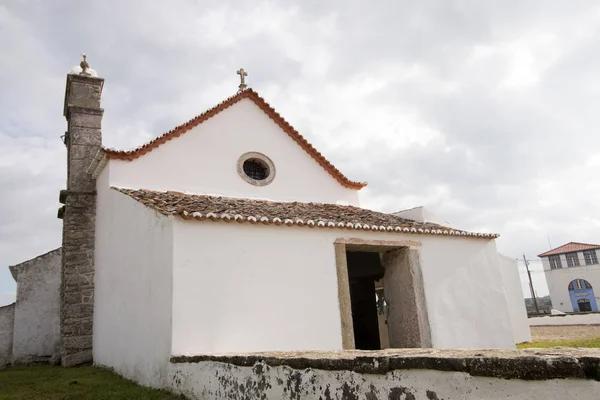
[237,68,248,92]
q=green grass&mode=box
[517,336,600,349]
[0,365,184,400]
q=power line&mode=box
[515,258,545,272]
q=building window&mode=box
[243,159,269,180]
[584,250,598,265]
[237,152,276,186]
[549,255,562,270]
[566,252,580,267]
[569,279,593,291]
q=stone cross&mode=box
[237,68,248,91]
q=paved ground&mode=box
[531,325,600,341]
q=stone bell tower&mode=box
[58,55,104,366]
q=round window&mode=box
[237,152,276,186]
[243,158,269,181]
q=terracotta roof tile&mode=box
[114,188,499,239]
[103,89,366,190]
[538,242,600,257]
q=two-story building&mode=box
[539,242,600,313]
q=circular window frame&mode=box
[237,152,276,186]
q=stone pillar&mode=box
[60,72,104,366]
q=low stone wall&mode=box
[168,349,600,400]
[0,303,15,368]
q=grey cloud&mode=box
[3,0,600,302]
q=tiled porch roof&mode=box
[114,188,499,239]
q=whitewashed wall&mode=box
[10,248,61,364]
[544,263,600,313]
[93,166,174,388]
[171,220,343,354]
[419,236,514,349]
[109,98,359,205]
[498,254,531,344]
[171,221,514,355]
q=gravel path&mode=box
[530,325,600,341]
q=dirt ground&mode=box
[530,325,600,341]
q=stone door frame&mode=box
[334,238,432,350]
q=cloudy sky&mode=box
[2,1,600,306]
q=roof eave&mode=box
[113,187,498,239]
[537,243,600,258]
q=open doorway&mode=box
[578,298,592,312]
[335,239,432,350]
[346,251,385,350]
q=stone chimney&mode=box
[58,55,104,366]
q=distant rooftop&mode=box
[538,242,600,257]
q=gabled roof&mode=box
[538,242,600,257]
[102,89,366,190]
[114,188,499,239]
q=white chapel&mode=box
[0,59,530,388]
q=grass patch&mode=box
[0,365,184,400]
[517,336,600,349]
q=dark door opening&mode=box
[346,251,385,350]
[578,298,592,312]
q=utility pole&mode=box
[523,254,539,314]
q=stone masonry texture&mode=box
[0,304,15,367]
[60,74,104,367]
